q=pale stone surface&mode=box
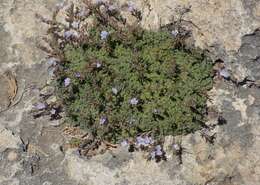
[65,149,175,185]
[117,0,260,81]
[0,125,21,153]
[118,0,260,53]
[0,0,260,185]
[0,73,10,111]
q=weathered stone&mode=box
[236,30,260,81]
[0,74,10,111]
[0,0,260,184]
[116,0,260,81]
[65,149,175,185]
[0,126,21,153]
[118,0,260,53]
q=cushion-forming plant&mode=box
[38,1,213,146]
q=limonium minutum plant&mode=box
[37,0,213,158]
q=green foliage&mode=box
[39,1,214,144]
[58,29,213,143]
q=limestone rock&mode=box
[117,0,260,81]
[65,149,176,185]
[0,0,260,184]
[0,126,21,153]
[0,74,10,111]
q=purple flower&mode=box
[47,57,58,66]
[173,144,180,151]
[121,140,128,147]
[64,30,79,39]
[155,149,163,156]
[100,31,109,40]
[153,109,160,114]
[108,5,117,11]
[35,102,46,110]
[219,68,230,79]
[130,97,139,105]
[171,29,179,37]
[136,136,145,146]
[112,87,118,95]
[64,31,73,39]
[143,136,153,145]
[127,1,136,12]
[99,116,108,125]
[75,149,81,156]
[75,72,81,78]
[155,145,163,156]
[50,109,56,115]
[64,77,71,87]
[96,62,102,68]
[136,136,153,147]
[95,0,104,4]
[71,21,80,29]
[77,8,89,17]
[150,151,156,159]
[155,145,161,151]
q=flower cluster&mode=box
[150,145,163,159]
[136,136,154,147]
[100,31,109,40]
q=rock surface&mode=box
[118,0,260,82]
[0,125,21,153]
[0,0,260,185]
